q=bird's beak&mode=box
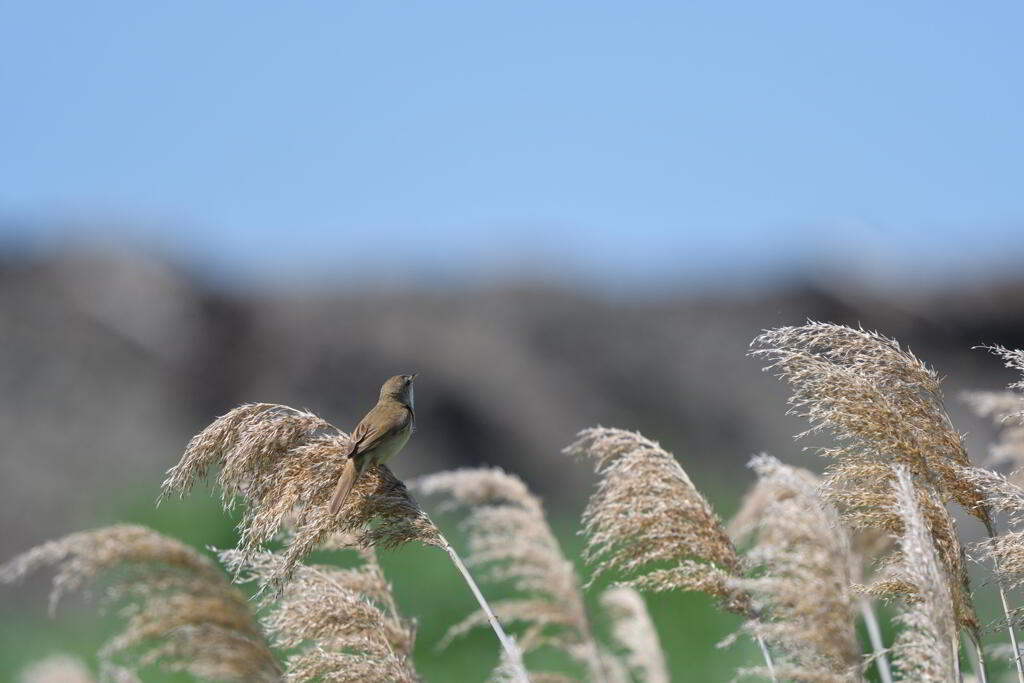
[411,372,419,380]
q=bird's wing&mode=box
[347,404,410,457]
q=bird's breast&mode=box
[368,423,412,465]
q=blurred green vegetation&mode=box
[0,470,1012,682]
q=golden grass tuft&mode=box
[0,525,279,682]
[564,427,745,611]
[16,655,98,683]
[752,323,987,526]
[752,323,982,635]
[729,455,860,682]
[886,468,959,683]
[220,545,420,682]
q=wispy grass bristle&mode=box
[963,391,1024,475]
[980,346,1024,390]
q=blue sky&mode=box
[2,2,1023,289]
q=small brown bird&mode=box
[329,373,417,515]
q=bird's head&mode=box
[380,373,417,407]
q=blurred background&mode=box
[3,2,1024,680]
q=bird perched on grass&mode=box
[329,373,417,514]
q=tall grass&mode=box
[4,323,1024,682]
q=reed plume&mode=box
[417,467,609,681]
[961,344,1024,679]
[600,587,669,683]
[729,454,860,682]
[564,427,744,609]
[958,460,1024,636]
[220,545,419,682]
[564,427,780,679]
[752,323,986,525]
[17,655,98,683]
[751,323,981,635]
[886,468,959,683]
[727,456,823,542]
[159,403,441,590]
[0,525,280,682]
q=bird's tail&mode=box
[329,458,359,515]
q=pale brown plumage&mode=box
[329,374,417,515]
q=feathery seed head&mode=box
[752,323,983,633]
[565,427,745,612]
[220,547,419,682]
[600,587,669,683]
[0,525,279,682]
[886,468,958,683]
[17,655,97,683]
[752,323,987,525]
[729,455,860,681]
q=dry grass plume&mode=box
[564,427,745,612]
[16,655,98,683]
[752,323,981,635]
[0,525,280,682]
[729,454,860,682]
[600,586,669,683]
[886,468,959,683]
[220,545,419,682]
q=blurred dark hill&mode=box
[2,250,1023,558]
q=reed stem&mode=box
[437,533,530,683]
[964,631,987,683]
[754,634,777,682]
[986,519,1024,683]
[858,598,893,683]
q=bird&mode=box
[329,373,417,515]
